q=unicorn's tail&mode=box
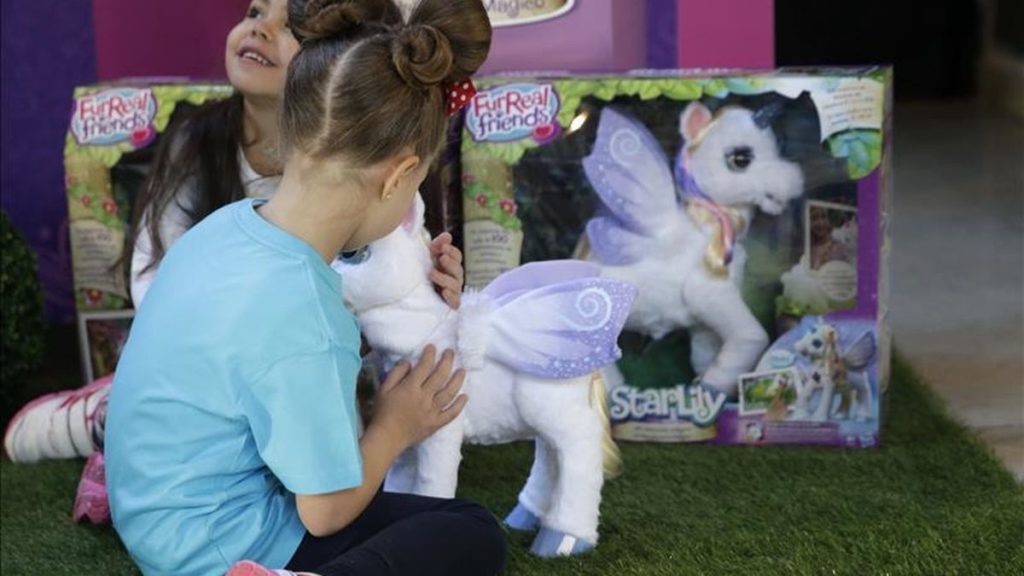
[590,370,623,480]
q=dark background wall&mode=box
[775,0,982,99]
[993,0,1023,56]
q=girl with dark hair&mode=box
[105,0,504,574]
[132,0,465,308]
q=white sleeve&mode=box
[130,188,196,309]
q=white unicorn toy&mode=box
[792,320,876,422]
[831,216,859,266]
[581,103,805,396]
[334,193,636,557]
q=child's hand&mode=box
[373,345,467,449]
[428,233,463,310]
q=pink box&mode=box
[678,0,774,68]
[92,0,247,80]
[480,0,647,74]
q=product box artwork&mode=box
[459,68,893,447]
[64,80,233,382]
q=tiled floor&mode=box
[891,101,1023,480]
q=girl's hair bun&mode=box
[391,25,454,89]
[405,0,491,82]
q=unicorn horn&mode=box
[752,99,786,129]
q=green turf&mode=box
[3,356,1023,575]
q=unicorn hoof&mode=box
[529,527,595,557]
[504,504,540,532]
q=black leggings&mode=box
[285,491,506,576]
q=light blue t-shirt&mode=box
[106,199,363,575]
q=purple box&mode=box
[480,0,647,74]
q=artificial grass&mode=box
[2,356,1023,575]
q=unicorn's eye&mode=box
[812,339,822,348]
[725,147,754,172]
[339,247,371,264]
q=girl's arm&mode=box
[295,346,466,537]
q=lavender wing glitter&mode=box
[584,108,677,230]
[483,260,601,302]
[842,331,877,370]
[582,108,679,266]
[485,273,638,380]
[585,215,649,266]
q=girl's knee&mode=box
[473,512,506,575]
[444,497,491,519]
[448,499,506,574]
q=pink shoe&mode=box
[3,374,111,463]
[72,451,110,524]
[227,560,315,576]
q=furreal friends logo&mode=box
[466,83,561,143]
[71,88,157,147]
[486,0,575,27]
[609,384,728,427]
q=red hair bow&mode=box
[444,78,477,117]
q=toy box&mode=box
[459,68,893,447]
[64,80,233,382]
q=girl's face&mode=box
[225,0,299,101]
[810,208,831,241]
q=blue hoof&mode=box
[529,527,595,557]
[504,503,540,532]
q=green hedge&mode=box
[1,212,46,407]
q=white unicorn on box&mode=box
[831,216,858,266]
[792,320,876,421]
[581,103,805,396]
[334,194,636,557]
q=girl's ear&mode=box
[382,154,422,201]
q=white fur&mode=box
[780,255,830,314]
[336,196,608,546]
[831,217,858,265]
[591,104,804,395]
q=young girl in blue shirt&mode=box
[104,0,503,574]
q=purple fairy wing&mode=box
[842,332,877,370]
[485,275,638,379]
[582,108,678,240]
[483,260,601,301]
[586,216,649,266]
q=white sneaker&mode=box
[3,374,111,463]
